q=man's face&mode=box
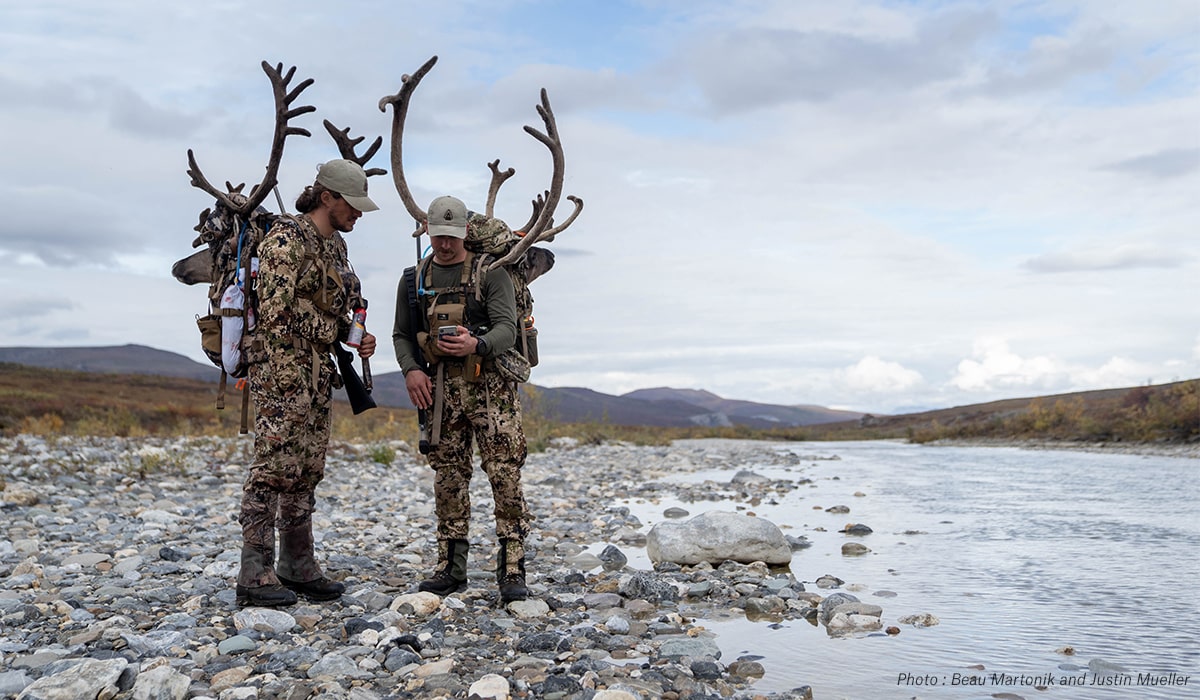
[431,234,466,264]
[327,193,362,233]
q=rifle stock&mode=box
[335,343,377,415]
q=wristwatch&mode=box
[474,335,489,357]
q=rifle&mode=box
[335,343,377,414]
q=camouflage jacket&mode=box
[255,214,355,352]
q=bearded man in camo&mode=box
[392,195,532,604]
[236,159,379,608]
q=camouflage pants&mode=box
[246,345,335,494]
[239,346,334,587]
[428,366,529,544]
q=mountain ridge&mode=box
[0,345,859,428]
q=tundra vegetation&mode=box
[1,363,1196,452]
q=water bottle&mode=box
[347,308,367,347]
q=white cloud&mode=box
[952,338,1064,392]
[842,356,923,393]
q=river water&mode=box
[613,441,1200,699]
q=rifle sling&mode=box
[431,363,445,448]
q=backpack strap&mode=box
[419,252,478,294]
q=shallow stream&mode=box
[610,441,1200,699]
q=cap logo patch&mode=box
[443,209,454,221]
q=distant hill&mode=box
[0,345,857,429]
[809,379,1199,445]
[622,387,861,427]
[0,345,217,382]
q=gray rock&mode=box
[516,632,566,653]
[582,592,624,609]
[618,571,680,603]
[658,636,722,660]
[728,659,766,678]
[308,653,373,680]
[0,670,30,697]
[598,544,628,571]
[233,608,296,634]
[120,630,188,656]
[819,592,861,623]
[129,664,190,700]
[646,511,792,566]
[384,647,422,672]
[690,659,722,680]
[217,635,258,655]
[16,658,127,700]
[731,470,770,485]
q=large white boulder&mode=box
[646,510,792,566]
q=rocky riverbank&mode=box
[1,435,860,700]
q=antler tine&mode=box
[323,120,387,177]
[243,61,316,214]
[539,195,584,242]
[489,89,567,269]
[189,63,314,216]
[522,89,565,238]
[378,55,439,223]
[519,192,547,235]
[186,149,241,212]
[485,159,516,217]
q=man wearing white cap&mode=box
[236,159,379,607]
[392,195,532,604]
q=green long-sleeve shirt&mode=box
[392,254,518,374]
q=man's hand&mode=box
[436,325,481,357]
[406,368,432,409]
[357,332,377,359]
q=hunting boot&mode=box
[496,538,529,603]
[276,491,344,601]
[418,539,469,596]
[236,490,296,607]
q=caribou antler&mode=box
[323,120,387,177]
[378,55,439,224]
[489,89,584,269]
[380,56,583,254]
[186,61,315,217]
[486,159,516,217]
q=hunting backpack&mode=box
[404,213,554,383]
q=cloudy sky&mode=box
[2,0,1197,414]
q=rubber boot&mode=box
[418,539,469,596]
[236,490,296,607]
[276,491,344,601]
[497,538,528,603]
